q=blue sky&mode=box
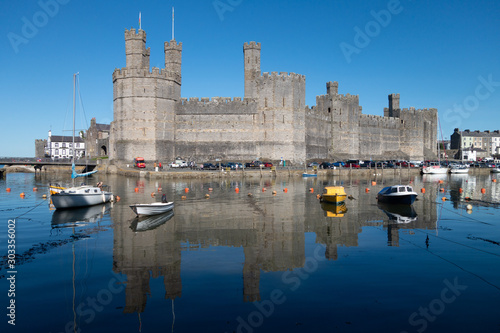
[2,0,500,157]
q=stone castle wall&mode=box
[110,29,437,165]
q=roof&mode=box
[50,135,84,143]
[460,130,500,138]
[95,123,110,132]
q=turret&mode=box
[124,28,150,69]
[326,81,338,95]
[164,40,182,86]
[243,41,261,99]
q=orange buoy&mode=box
[459,188,463,193]
[371,181,376,186]
[181,195,187,200]
[205,194,210,199]
[42,194,47,199]
[134,188,139,192]
[283,188,288,193]
[235,188,240,193]
[365,188,370,193]
[33,187,38,191]
[272,190,277,195]
[493,179,497,183]
[438,180,444,184]
[481,188,486,194]
[309,188,314,193]
[184,188,189,193]
[151,192,156,197]
[316,194,321,199]
[6,188,11,192]
[20,192,25,198]
[421,188,426,193]
[440,188,445,192]
[442,197,446,201]
[158,187,162,192]
[262,188,266,192]
[115,196,121,202]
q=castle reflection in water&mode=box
[108,173,469,314]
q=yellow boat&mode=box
[321,186,347,203]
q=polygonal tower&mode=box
[110,28,182,163]
[243,41,261,99]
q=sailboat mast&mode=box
[72,73,76,164]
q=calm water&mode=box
[1,171,499,332]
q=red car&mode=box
[344,163,360,168]
[134,157,146,168]
[263,162,273,168]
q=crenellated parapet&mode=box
[112,67,181,84]
[260,71,305,82]
[359,114,399,128]
[243,41,261,50]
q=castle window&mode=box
[328,107,331,113]
[283,97,285,107]
[265,98,268,108]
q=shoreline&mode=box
[2,164,494,179]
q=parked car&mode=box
[308,162,320,168]
[202,163,217,170]
[320,162,336,169]
[134,157,146,168]
[344,162,360,168]
[263,162,273,168]
[332,161,345,167]
[245,160,264,168]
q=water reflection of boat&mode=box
[130,210,175,232]
[320,201,347,217]
[302,173,317,178]
[51,203,110,228]
[377,203,417,224]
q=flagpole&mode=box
[172,7,174,40]
[139,11,141,30]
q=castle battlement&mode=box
[261,72,305,81]
[164,40,182,50]
[112,67,181,83]
[124,28,146,40]
[180,96,255,105]
[359,114,398,127]
[243,41,261,50]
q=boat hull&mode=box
[377,193,417,205]
[449,168,469,174]
[52,191,113,209]
[421,166,448,174]
[302,173,317,177]
[130,202,174,216]
[491,168,500,173]
[321,194,347,203]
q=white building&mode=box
[46,130,85,160]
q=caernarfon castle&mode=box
[110,28,437,165]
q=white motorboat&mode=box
[491,168,500,174]
[130,201,174,216]
[449,164,469,174]
[377,185,418,205]
[52,185,113,209]
[421,164,448,174]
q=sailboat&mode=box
[51,73,113,209]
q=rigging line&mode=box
[397,231,500,293]
[76,75,89,134]
[413,229,500,258]
[13,200,47,220]
[429,200,493,226]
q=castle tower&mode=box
[110,29,181,163]
[243,41,261,99]
[385,93,400,117]
[125,28,150,69]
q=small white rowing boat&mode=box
[129,202,174,216]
